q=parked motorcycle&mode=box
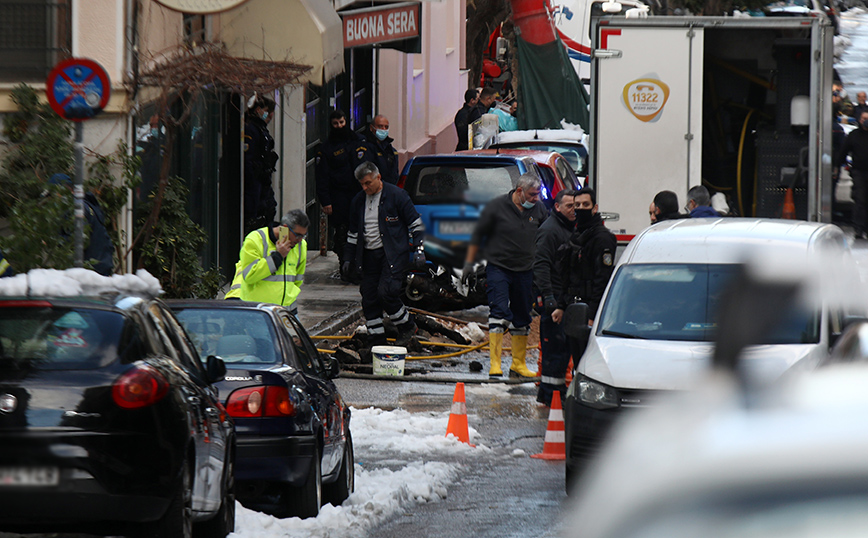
[403,235,488,312]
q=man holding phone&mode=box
[225,209,310,313]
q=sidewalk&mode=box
[295,251,363,336]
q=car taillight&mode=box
[225,386,296,418]
[398,174,406,189]
[112,365,169,409]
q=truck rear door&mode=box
[591,21,703,242]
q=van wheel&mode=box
[324,434,354,506]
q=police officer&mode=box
[564,188,617,357]
[534,189,579,406]
[316,109,364,270]
[344,162,426,346]
[244,98,279,235]
[463,173,548,378]
[354,115,400,185]
[226,209,309,312]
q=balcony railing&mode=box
[0,0,71,82]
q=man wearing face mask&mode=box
[836,110,868,239]
[564,187,617,331]
[244,98,279,235]
[476,87,498,116]
[463,174,548,378]
[354,115,400,185]
[534,189,579,406]
[316,109,365,273]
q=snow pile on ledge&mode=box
[0,268,162,297]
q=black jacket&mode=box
[533,210,575,307]
[354,130,400,185]
[564,214,617,317]
[243,115,278,222]
[83,193,114,276]
[454,104,482,151]
[344,182,425,276]
[836,126,868,172]
[315,129,365,223]
[471,191,548,272]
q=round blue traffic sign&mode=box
[46,58,111,121]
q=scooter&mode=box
[403,235,488,312]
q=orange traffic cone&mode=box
[781,188,796,220]
[445,382,475,446]
[531,391,566,460]
[565,357,574,386]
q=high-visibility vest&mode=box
[235,227,306,306]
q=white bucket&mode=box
[372,345,407,376]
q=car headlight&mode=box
[577,376,619,410]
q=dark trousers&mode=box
[360,247,407,322]
[486,264,534,331]
[331,221,349,264]
[538,315,571,406]
[852,168,868,234]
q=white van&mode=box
[563,218,856,489]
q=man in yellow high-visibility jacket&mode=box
[225,209,309,313]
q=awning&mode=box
[222,0,344,86]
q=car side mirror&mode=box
[205,355,227,383]
[324,355,341,379]
[563,303,591,340]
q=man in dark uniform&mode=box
[354,115,400,185]
[454,89,481,151]
[463,173,548,378]
[534,189,579,406]
[244,98,279,235]
[836,110,868,239]
[649,190,682,223]
[564,187,617,358]
[477,87,497,117]
[343,162,426,346]
[316,110,364,270]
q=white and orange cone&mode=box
[531,390,565,460]
[445,382,475,446]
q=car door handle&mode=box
[187,396,201,406]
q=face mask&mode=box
[519,191,535,209]
[261,111,269,121]
[576,208,594,224]
[375,129,389,141]
[862,120,868,129]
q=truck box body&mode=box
[589,17,834,242]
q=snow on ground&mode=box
[228,406,491,538]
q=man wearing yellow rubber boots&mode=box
[463,174,547,378]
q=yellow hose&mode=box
[737,109,757,217]
[316,338,519,360]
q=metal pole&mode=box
[74,121,85,267]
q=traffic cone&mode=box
[445,382,475,446]
[565,357,574,386]
[531,391,566,460]
[781,188,796,220]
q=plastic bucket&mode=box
[372,345,407,376]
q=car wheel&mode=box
[324,433,354,506]
[279,444,322,519]
[194,451,236,538]
[132,458,193,538]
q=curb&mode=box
[308,304,364,337]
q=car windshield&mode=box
[173,308,281,366]
[0,305,124,370]
[597,264,820,343]
[405,163,523,204]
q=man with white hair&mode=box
[464,173,548,378]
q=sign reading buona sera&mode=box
[342,3,421,48]
[153,0,249,14]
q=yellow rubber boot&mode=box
[488,332,504,377]
[509,334,536,378]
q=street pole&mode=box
[74,121,85,267]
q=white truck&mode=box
[588,16,835,242]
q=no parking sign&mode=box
[46,58,111,121]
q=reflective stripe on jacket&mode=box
[238,227,307,306]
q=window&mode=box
[0,0,71,82]
[183,13,206,47]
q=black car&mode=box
[0,290,236,537]
[170,300,354,519]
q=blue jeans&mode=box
[486,264,534,331]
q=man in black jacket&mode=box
[454,89,481,151]
[564,188,617,360]
[836,110,868,239]
[244,98,278,234]
[534,189,579,406]
[354,115,400,185]
[343,162,426,346]
[316,109,365,270]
